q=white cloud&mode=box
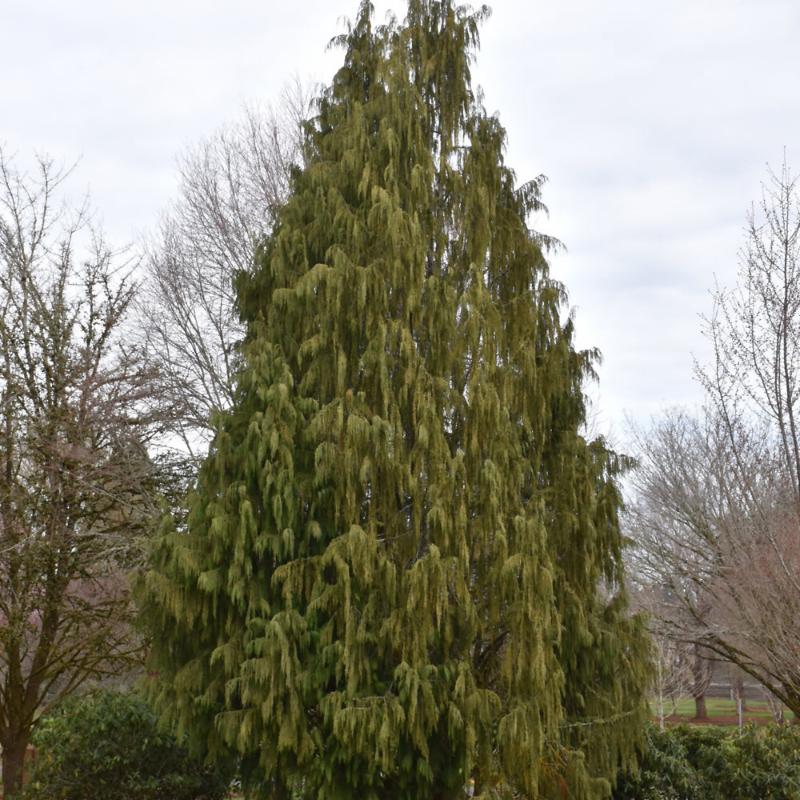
[2,0,798,438]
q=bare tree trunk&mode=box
[762,688,785,724]
[692,647,709,719]
[655,653,669,729]
[2,732,29,798]
[693,693,707,720]
[734,675,747,712]
[786,687,800,724]
[737,695,744,730]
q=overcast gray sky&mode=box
[3,0,799,442]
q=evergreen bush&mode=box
[613,724,800,800]
[21,690,229,800]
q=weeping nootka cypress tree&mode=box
[140,2,650,797]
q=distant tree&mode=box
[651,630,692,730]
[688,644,714,721]
[140,3,650,798]
[0,151,166,796]
[632,584,711,723]
[702,158,800,505]
[628,407,800,715]
[137,84,308,462]
[628,159,800,718]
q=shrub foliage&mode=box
[613,724,800,800]
[21,690,229,800]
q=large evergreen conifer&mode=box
[140,2,650,797]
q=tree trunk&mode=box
[786,688,800,724]
[734,676,747,712]
[690,645,710,720]
[693,693,707,720]
[2,733,29,798]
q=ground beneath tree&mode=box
[664,713,776,727]
[656,697,792,727]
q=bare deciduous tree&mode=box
[632,586,696,728]
[628,161,800,718]
[651,632,693,730]
[0,151,167,795]
[631,579,713,722]
[137,85,308,461]
[701,158,800,503]
[629,406,800,716]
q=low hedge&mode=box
[22,690,229,800]
[614,723,800,800]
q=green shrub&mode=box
[613,724,698,800]
[22,690,229,800]
[614,724,800,800]
[711,725,800,799]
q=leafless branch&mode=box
[136,84,309,463]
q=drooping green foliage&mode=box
[139,2,650,797]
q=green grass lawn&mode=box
[652,696,795,725]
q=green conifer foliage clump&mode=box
[140,2,650,797]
